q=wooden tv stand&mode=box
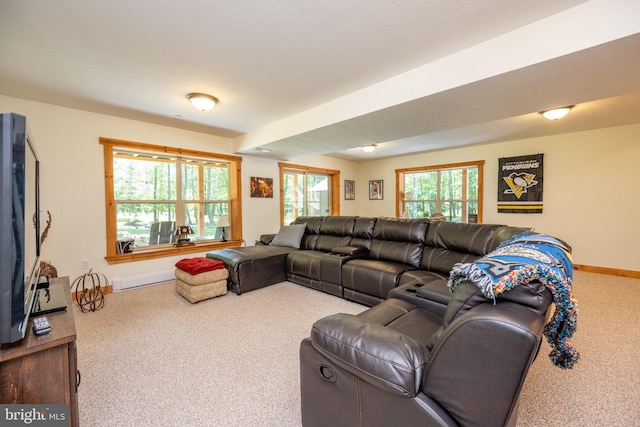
[0,276,79,426]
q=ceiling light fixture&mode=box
[540,106,573,120]
[187,93,218,111]
[361,144,377,153]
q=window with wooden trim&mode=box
[101,138,243,264]
[278,163,340,225]
[396,161,484,223]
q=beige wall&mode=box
[1,95,638,285]
[0,96,236,283]
[357,124,640,272]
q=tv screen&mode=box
[0,112,40,345]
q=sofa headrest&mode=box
[319,216,357,236]
[353,217,377,239]
[292,216,324,235]
[372,218,429,243]
[486,226,533,252]
[425,222,503,255]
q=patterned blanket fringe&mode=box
[448,263,580,369]
[448,263,498,300]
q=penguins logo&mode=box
[503,172,538,199]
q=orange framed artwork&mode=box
[250,177,274,198]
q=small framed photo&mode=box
[369,179,383,200]
[344,180,355,200]
[250,176,274,198]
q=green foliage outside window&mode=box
[403,166,478,222]
[113,153,230,246]
[282,171,330,225]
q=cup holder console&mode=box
[389,278,449,319]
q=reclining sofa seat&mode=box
[341,217,430,306]
[397,221,530,318]
[286,216,376,297]
[300,278,554,427]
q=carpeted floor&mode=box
[517,271,640,426]
[73,271,640,426]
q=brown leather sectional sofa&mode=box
[206,215,526,303]
[206,215,559,426]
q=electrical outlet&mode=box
[81,258,90,269]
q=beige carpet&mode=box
[73,271,640,426]
[517,271,640,426]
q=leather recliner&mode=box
[300,279,553,427]
[286,216,375,297]
[341,217,430,306]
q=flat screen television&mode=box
[0,113,40,345]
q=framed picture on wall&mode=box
[369,179,383,200]
[345,180,355,200]
[250,176,274,198]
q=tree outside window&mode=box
[101,138,242,263]
[279,163,340,225]
[396,161,483,223]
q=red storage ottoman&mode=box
[175,257,228,303]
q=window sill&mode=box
[105,240,244,265]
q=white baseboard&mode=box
[112,270,174,292]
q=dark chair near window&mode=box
[149,221,176,245]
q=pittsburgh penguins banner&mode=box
[498,153,543,213]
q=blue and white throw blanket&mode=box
[448,232,580,369]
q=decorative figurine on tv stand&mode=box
[174,225,195,247]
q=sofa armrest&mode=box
[330,245,368,256]
[310,313,428,397]
[423,302,545,426]
[256,233,276,245]
[390,280,451,320]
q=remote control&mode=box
[32,316,52,335]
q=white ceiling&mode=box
[1,0,639,161]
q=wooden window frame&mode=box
[101,137,243,264]
[396,160,484,223]
[278,162,340,224]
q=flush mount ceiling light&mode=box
[540,106,573,120]
[187,93,218,111]
[361,144,377,153]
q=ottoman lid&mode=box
[175,257,224,275]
